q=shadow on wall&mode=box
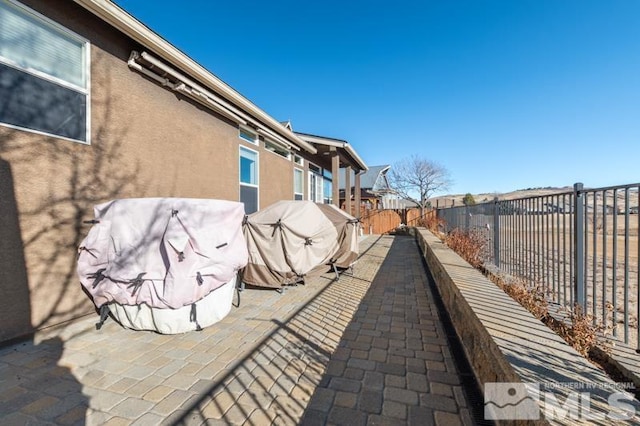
[0,58,147,341]
[0,336,88,424]
[0,158,31,341]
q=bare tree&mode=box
[389,155,452,214]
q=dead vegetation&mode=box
[424,219,611,359]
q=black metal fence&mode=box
[437,183,640,350]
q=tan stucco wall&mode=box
[0,0,295,341]
[260,149,295,208]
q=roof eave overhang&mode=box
[296,133,368,172]
[344,144,368,173]
[72,0,317,154]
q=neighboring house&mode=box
[339,164,394,210]
[384,197,420,209]
[0,0,365,342]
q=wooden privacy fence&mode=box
[359,209,401,235]
[345,207,435,235]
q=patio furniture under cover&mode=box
[242,200,359,289]
[77,198,248,333]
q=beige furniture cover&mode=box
[242,201,359,288]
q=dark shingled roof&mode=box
[339,165,390,190]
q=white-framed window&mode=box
[308,163,321,174]
[293,168,304,201]
[239,146,258,214]
[265,140,290,159]
[309,172,322,203]
[307,162,332,204]
[293,154,303,166]
[238,126,257,144]
[0,0,90,143]
[323,169,332,204]
[308,162,323,203]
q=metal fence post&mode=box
[573,182,585,309]
[493,197,500,267]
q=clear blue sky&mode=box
[114,0,640,195]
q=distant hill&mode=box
[431,185,638,210]
[431,186,573,208]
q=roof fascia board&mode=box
[299,135,344,148]
[72,0,316,154]
[257,128,299,151]
[298,133,368,172]
[344,144,368,172]
[296,132,347,145]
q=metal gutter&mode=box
[72,0,317,154]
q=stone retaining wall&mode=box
[411,227,639,425]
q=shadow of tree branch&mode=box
[0,56,148,339]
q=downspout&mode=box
[127,51,175,89]
[140,52,317,154]
[74,0,317,154]
[257,128,299,151]
[128,51,247,125]
[130,51,314,153]
[139,50,316,153]
[139,51,254,124]
[173,83,248,125]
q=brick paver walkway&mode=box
[0,235,474,425]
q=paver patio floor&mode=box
[0,235,476,425]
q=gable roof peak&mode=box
[280,120,293,131]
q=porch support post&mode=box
[345,166,352,213]
[331,148,340,207]
[354,171,361,219]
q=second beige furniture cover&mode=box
[242,201,359,288]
